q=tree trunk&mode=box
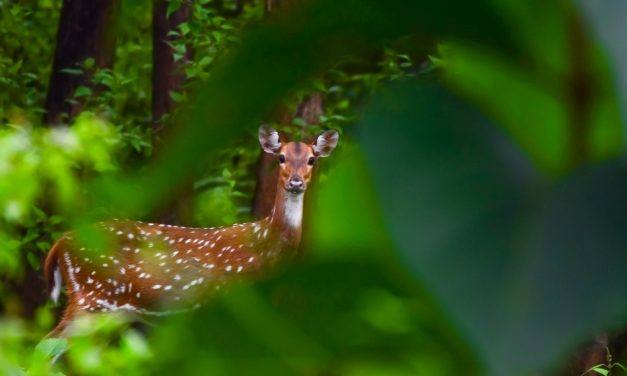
[252,0,325,219]
[151,0,193,225]
[44,0,120,125]
[152,0,192,130]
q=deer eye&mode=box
[278,154,286,164]
[308,156,315,166]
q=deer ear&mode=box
[259,125,282,154]
[312,130,339,157]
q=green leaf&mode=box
[178,21,190,36]
[49,215,64,224]
[36,241,51,252]
[73,85,92,98]
[60,67,83,76]
[121,330,152,359]
[83,57,95,69]
[292,117,306,127]
[168,90,184,103]
[27,251,41,270]
[360,82,627,375]
[589,365,609,376]
[166,0,182,18]
[35,338,68,359]
[613,363,627,374]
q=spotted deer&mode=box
[44,125,339,338]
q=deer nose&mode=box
[286,176,305,193]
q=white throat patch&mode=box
[284,193,304,229]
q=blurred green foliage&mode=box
[0,114,120,277]
[1,0,627,375]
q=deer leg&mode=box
[45,303,80,339]
[45,318,69,339]
[42,305,79,365]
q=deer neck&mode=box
[267,186,304,247]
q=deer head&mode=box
[258,125,339,194]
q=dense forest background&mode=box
[0,0,626,375]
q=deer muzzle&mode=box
[285,176,305,193]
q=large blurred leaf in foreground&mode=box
[441,1,623,175]
[360,83,627,374]
[89,0,515,219]
[578,0,627,130]
[151,260,479,375]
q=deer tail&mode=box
[44,238,64,304]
